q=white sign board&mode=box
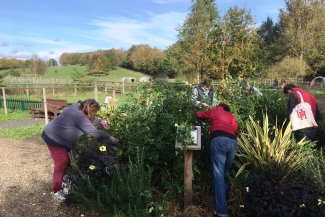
[175,126,201,150]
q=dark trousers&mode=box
[293,127,317,142]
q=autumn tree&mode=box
[87,53,112,74]
[27,55,48,76]
[123,44,165,76]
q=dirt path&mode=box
[0,135,102,217]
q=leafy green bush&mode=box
[68,138,164,217]
[265,56,312,78]
[216,80,286,127]
[103,81,197,190]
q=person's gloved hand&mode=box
[100,120,111,130]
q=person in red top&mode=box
[195,103,238,217]
[283,84,321,141]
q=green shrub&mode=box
[265,56,312,78]
[68,144,164,217]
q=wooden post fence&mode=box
[26,85,29,98]
[94,84,98,101]
[2,87,7,115]
[74,84,77,97]
[42,88,49,125]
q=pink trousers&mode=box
[47,145,69,193]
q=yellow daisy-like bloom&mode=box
[239,205,245,208]
[299,204,305,208]
[246,187,250,192]
[99,145,107,152]
[89,165,96,170]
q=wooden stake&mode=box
[184,150,193,209]
[2,87,7,115]
[43,88,49,125]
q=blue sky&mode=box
[0,0,285,60]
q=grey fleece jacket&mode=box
[43,103,111,149]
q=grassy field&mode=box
[0,125,44,140]
[0,109,30,122]
[45,65,147,82]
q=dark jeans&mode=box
[293,127,317,142]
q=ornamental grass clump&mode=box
[235,113,315,177]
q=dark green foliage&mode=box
[216,81,287,128]
[108,81,197,190]
[234,162,325,217]
[68,138,163,217]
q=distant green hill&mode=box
[45,65,148,81]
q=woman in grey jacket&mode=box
[41,99,117,202]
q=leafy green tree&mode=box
[257,17,283,68]
[212,6,260,79]
[170,0,218,82]
[279,0,325,71]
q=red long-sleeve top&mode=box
[195,106,238,137]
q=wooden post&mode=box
[26,85,29,97]
[52,84,55,97]
[112,89,116,100]
[94,84,98,101]
[43,88,49,125]
[122,81,125,93]
[184,150,193,209]
[2,87,7,115]
[74,84,77,97]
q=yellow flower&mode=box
[299,204,305,208]
[99,145,107,152]
[239,205,245,208]
[246,187,250,192]
[89,165,96,170]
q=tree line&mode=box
[1,0,324,81]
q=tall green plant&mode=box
[236,113,315,177]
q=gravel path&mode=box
[0,118,44,130]
[0,135,102,217]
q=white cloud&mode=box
[87,11,186,50]
[0,34,94,60]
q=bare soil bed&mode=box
[0,135,103,217]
